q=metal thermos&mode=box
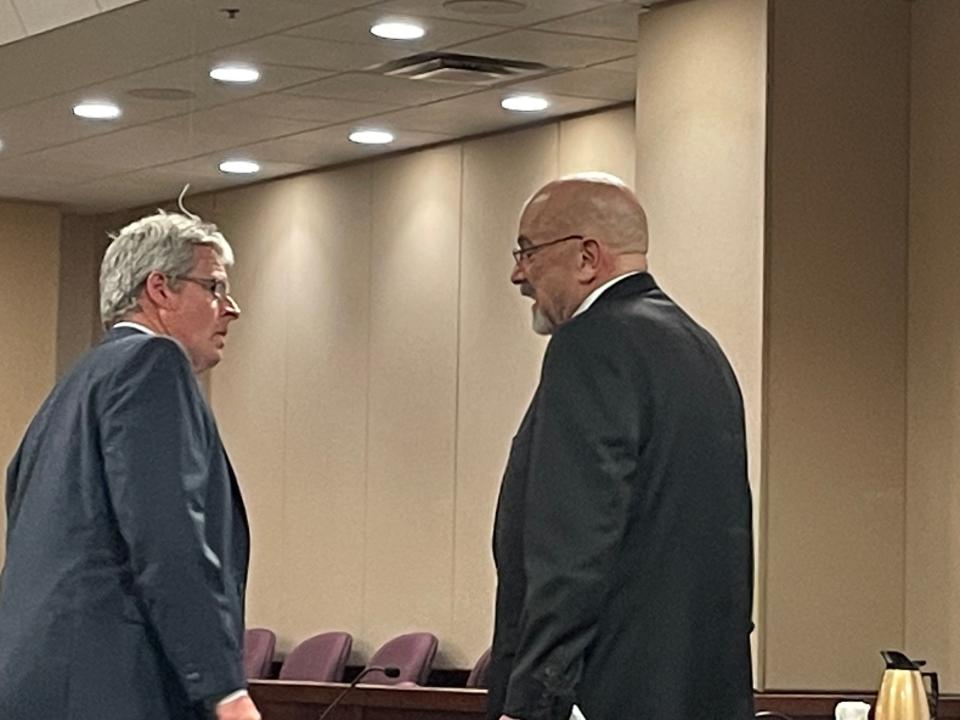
[875,651,938,720]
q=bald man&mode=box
[487,174,754,720]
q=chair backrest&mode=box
[243,628,276,679]
[362,632,438,685]
[278,631,353,682]
[466,647,492,688]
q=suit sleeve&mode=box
[503,320,641,720]
[100,338,244,706]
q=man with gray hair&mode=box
[0,211,258,720]
[488,174,754,720]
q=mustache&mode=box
[520,283,535,298]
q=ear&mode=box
[576,237,602,282]
[142,271,178,309]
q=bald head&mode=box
[511,172,650,335]
[520,172,648,258]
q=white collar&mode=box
[112,321,156,336]
[572,271,642,318]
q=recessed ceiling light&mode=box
[501,94,550,112]
[219,159,261,175]
[72,101,121,120]
[349,129,394,145]
[370,21,426,40]
[209,64,261,84]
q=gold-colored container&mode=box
[875,651,937,720]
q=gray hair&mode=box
[99,210,234,327]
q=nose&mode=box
[510,260,526,285]
[222,294,241,318]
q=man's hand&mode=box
[216,694,261,720]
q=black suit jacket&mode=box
[488,273,754,720]
[0,326,249,720]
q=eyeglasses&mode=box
[175,275,233,303]
[512,234,583,265]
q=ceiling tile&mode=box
[12,0,100,35]
[283,8,510,49]
[9,111,312,182]
[54,152,316,213]
[286,72,476,105]
[160,0,384,49]
[56,173,210,214]
[0,0,639,211]
[370,0,613,27]
[0,95,125,156]
[448,29,636,68]
[156,155,313,182]
[533,3,643,41]
[595,55,636,74]
[96,0,145,9]
[0,0,370,111]
[0,152,112,183]
[97,57,333,112]
[224,34,409,71]
[0,0,26,46]
[369,88,610,136]
[159,106,318,144]
[222,135,335,166]
[0,175,76,203]
[229,93,401,124]
[509,67,635,101]
[231,123,454,167]
[141,107,315,158]
[19,119,212,174]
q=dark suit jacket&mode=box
[0,326,250,720]
[488,273,754,720]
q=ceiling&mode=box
[0,0,657,214]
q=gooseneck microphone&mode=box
[316,665,401,720]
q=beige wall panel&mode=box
[277,168,372,654]
[455,125,557,667]
[0,201,60,567]
[363,146,462,665]
[907,0,960,691]
[764,0,909,689]
[559,106,636,188]
[634,0,766,683]
[210,182,293,630]
[57,215,109,376]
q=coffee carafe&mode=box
[875,650,939,720]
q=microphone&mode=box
[316,665,401,720]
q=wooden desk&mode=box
[754,692,960,719]
[249,680,486,720]
[250,681,960,720]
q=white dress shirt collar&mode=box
[572,271,642,319]
[112,321,156,335]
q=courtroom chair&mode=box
[361,632,438,685]
[243,628,277,679]
[278,631,353,682]
[465,647,491,689]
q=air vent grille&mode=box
[376,52,551,85]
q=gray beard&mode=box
[532,306,554,335]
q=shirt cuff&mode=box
[217,689,249,706]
